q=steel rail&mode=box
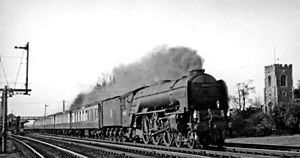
[10,136,45,158]
[30,133,212,158]
[13,135,88,158]
[30,133,276,158]
[225,142,300,151]
[224,142,300,157]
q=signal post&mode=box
[0,42,31,153]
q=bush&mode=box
[230,103,300,138]
[273,103,300,134]
[230,108,274,137]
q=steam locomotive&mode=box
[29,69,229,148]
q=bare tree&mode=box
[229,95,242,113]
[97,72,114,87]
[236,80,255,111]
[251,96,263,109]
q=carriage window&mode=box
[89,110,91,121]
[86,110,88,121]
[95,108,98,119]
[75,113,77,122]
[79,112,81,122]
[92,109,94,120]
[78,112,80,122]
[82,111,84,121]
[76,113,78,122]
[90,109,93,121]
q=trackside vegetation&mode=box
[229,103,300,138]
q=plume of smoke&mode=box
[70,45,204,110]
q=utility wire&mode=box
[11,100,73,105]
[1,56,23,59]
[0,55,9,85]
[14,50,25,89]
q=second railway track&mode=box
[12,135,89,158]
[23,132,300,158]
[224,142,300,158]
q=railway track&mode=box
[225,142,300,152]
[224,142,300,157]
[12,135,88,158]
[19,134,154,158]
[9,136,45,158]
[25,133,300,158]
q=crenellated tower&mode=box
[264,64,293,113]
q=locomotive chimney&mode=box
[189,69,205,76]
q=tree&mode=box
[97,72,115,87]
[229,95,242,113]
[236,80,255,111]
[250,96,263,110]
[273,103,300,134]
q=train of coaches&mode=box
[26,69,229,148]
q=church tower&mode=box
[264,64,293,113]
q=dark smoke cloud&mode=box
[70,45,204,110]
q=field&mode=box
[226,134,300,146]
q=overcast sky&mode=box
[1,0,300,116]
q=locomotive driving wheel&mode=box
[142,115,151,144]
[151,113,162,145]
[163,130,174,146]
[152,133,162,145]
[187,131,196,149]
[174,132,183,148]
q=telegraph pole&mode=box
[62,100,65,112]
[44,105,48,117]
[44,105,48,132]
[0,42,31,153]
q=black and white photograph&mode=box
[1,0,300,157]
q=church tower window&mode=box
[268,76,271,87]
[281,75,286,86]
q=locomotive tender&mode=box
[30,69,229,148]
